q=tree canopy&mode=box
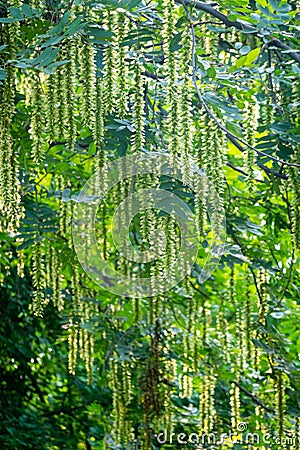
[1,0,300,448]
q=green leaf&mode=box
[239,45,250,55]
[9,7,24,20]
[0,68,7,80]
[234,47,261,68]
[40,36,64,49]
[0,18,16,23]
[169,33,182,52]
[17,239,35,250]
[88,27,115,40]
[21,3,41,17]
[32,47,60,68]
[64,16,85,37]
[206,67,216,78]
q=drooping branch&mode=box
[179,0,300,172]
[177,0,300,65]
[233,381,273,412]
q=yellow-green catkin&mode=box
[56,175,73,245]
[31,241,47,317]
[199,368,217,433]
[199,16,218,57]
[203,115,225,198]
[230,376,241,432]
[80,41,96,130]
[260,95,274,127]
[48,246,64,311]
[68,266,80,375]
[162,0,176,95]
[245,272,255,364]
[253,270,269,370]
[274,370,286,446]
[81,298,95,383]
[93,77,108,259]
[254,404,267,450]
[202,115,225,238]
[103,10,117,114]
[109,358,134,445]
[178,27,194,185]
[45,72,57,141]
[131,60,145,153]
[16,248,26,279]
[162,0,180,159]
[288,165,300,249]
[68,317,78,376]
[115,12,129,118]
[0,23,21,230]
[64,40,77,150]
[94,77,105,169]
[244,98,258,192]
[163,213,179,285]
[288,79,300,249]
[231,271,247,371]
[216,295,230,364]
[292,417,300,450]
[29,72,47,163]
[56,64,67,140]
[257,269,269,323]
[180,293,195,398]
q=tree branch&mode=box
[182,2,300,170]
[178,0,300,65]
[233,381,273,412]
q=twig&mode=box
[184,4,300,169]
[177,0,300,65]
[226,162,264,182]
[233,381,273,412]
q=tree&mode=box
[0,0,300,448]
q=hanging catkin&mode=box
[216,295,230,364]
[29,72,47,163]
[56,64,67,140]
[245,271,255,364]
[288,166,300,249]
[131,60,145,153]
[260,95,274,127]
[93,77,108,259]
[31,241,46,317]
[288,78,300,249]
[244,98,257,192]
[109,357,134,445]
[203,115,225,199]
[231,270,247,371]
[48,246,64,311]
[94,77,105,169]
[80,41,96,130]
[103,10,117,114]
[162,0,180,157]
[181,291,194,398]
[68,266,81,375]
[292,417,300,450]
[230,375,241,432]
[178,27,194,185]
[0,23,21,231]
[274,370,286,446]
[199,368,217,433]
[253,269,269,370]
[64,40,77,150]
[115,12,129,118]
